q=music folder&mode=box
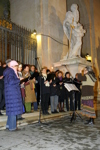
[64,83,79,92]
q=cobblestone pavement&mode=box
[0,112,100,150]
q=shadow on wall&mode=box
[49,6,66,63]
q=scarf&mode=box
[10,67,19,78]
[42,73,47,81]
[88,72,97,82]
[42,73,50,87]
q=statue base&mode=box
[53,56,92,78]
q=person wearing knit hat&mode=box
[10,60,18,67]
[9,60,19,78]
[5,59,11,67]
[77,67,97,125]
[3,60,23,131]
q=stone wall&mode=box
[10,0,68,69]
[0,0,10,19]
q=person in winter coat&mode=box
[30,65,38,111]
[57,71,65,112]
[50,72,59,113]
[39,67,50,115]
[63,72,73,111]
[73,73,82,110]
[22,65,36,112]
[3,60,23,131]
[0,63,5,115]
[77,66,97,124]
[17,64,25,120]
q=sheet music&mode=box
[64,83,79,92]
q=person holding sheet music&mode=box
[3,60,23,131]
[39,67,51,115]
[57,71,65,112]
[63,72,73,111]
[73,73,82,110]
[22,65,37,113]
[30,65,39,111]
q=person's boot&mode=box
[54,109,59,113]
[61,102,65,112]
[59,103,61,112]
[42,110,45,115]
[0,111,3,116]
[88,118,94,125]
[84,118,91,124]
[45,110,50,115]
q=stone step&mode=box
[0,109,70,130]
[1,102,100,130]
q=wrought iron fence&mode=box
[0,18,37,65]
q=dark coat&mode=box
[38,75,50,95]
[56,77,66,100]
[0,66,4,89]
[50,78,58,96]
[73,78,82,91]
[63,77,73,84]
[3,67,23,115]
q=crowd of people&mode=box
[0,59,97,131]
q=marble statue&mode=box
[63,4,86,59]
[54,4,91,78]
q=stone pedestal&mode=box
[54,56,92,78]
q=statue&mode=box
[63,4,86,59]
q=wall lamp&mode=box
[85,53,92,62]
[33,29,37,35]
[32,29,68,46]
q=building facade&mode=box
[2,0,100,78]
[9,0,68,69]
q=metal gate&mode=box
[0,18,37,65]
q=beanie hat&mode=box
[5,59,11,65]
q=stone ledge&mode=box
[1,101,100,130]
[0,110,71,130]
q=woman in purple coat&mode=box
[3,60,23,131]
